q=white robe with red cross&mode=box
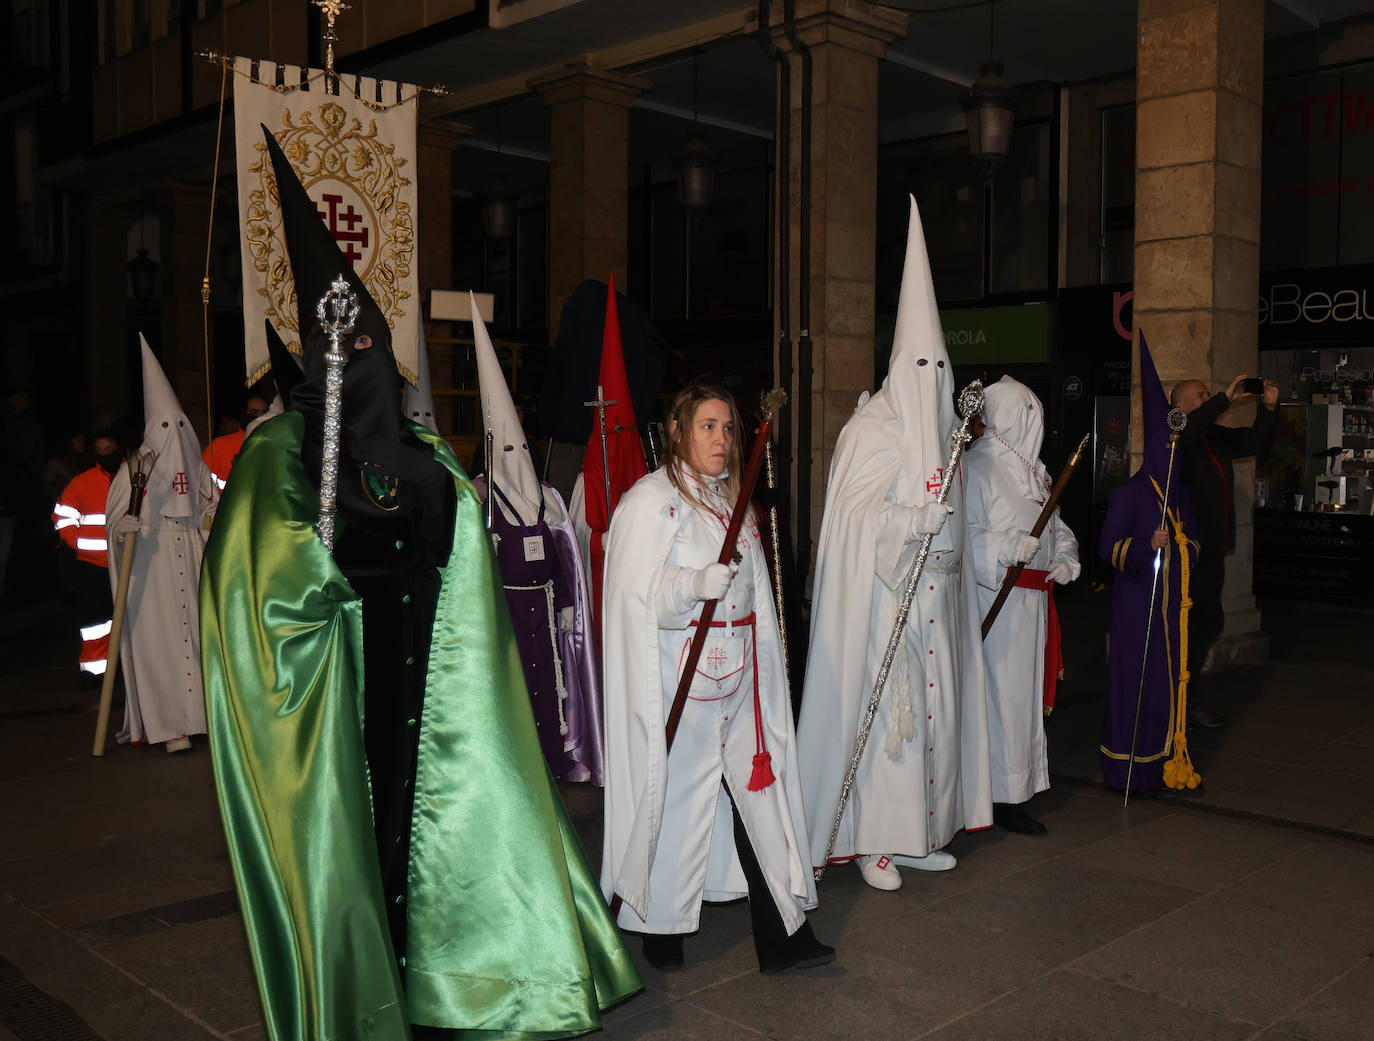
[600,467,816,933]
[796,413,993,869]
[107,428,215,746]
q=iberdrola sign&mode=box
[939,303,1050,364]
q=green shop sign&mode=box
[939,304,1050,363]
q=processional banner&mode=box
[233,57,421,386]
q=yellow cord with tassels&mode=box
[1163,513,1202,791]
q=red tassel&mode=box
[747,752,775,792]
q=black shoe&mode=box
[641,933,685,970]
[758,921,836,974]
[993,802,1048,835]
[1189,704,1226,728]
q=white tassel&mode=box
[884,604,916,762]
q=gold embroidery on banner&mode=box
[244,101,414,368]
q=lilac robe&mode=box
[477,477,605,782]
[1097,473,1201,791]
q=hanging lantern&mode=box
[675,136,717,214]
[481,104,515,240]
[127,248,159,303]
[963,61,1015,175]
[482,174,515,241]
[675,50,716,214]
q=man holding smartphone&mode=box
[1169,373,1279,728]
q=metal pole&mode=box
[816,381,985,879]
[1123,407,1188,803]
[315,274,359,551]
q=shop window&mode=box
[878,133,984,306]
[1100,105,1135,284]
[11,0,50,71]
[633,164,771,322]
[989,123,1053,295]
[131,0,151,49]
[878,120,1054,306]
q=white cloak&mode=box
[796,411,993,867]
[600,468,816,931]
[106,457,214,745]
[965,426,1080,805]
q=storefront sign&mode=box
[939,304,1050,363]
[1259,265,1374,347]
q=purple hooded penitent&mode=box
[1097,330,1200,791]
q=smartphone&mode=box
[1242,377,1264,394]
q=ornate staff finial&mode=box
[313,0,351,92]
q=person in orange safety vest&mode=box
[202,395,269,493]
[53,431,122,678]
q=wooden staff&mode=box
[980,432,1090,640]
[610,388,785,917]
[664,388,785,746]
[93,454,154,756]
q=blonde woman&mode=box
[600,383,833,973]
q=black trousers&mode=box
[1187,551,1226,681]
[723,783,793,963]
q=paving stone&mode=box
[595,999,765,1040]
[1283,739,1374,780]
[919,968,1257,1041]
[100,914,260,1035]
[1275,955,1374,1041]
[0,828,229,911]
[1070,887,1371,1025]
[1172,750,1282,797]
[0,898,221,1041]
[1225,839,1374,936]
[1216,766,1374,831]
[35,875,220,931]
[687,917,1046,1041]
[1064,810,1312,892]
[1021,785,1175,852]
[617,899,761,999]
[921,859,1200,965]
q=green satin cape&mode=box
[201,414,639,1041]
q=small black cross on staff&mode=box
[585,384,618,521]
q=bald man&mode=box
[1170,373,1278,727]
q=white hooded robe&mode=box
[964,376,1080,804]
[796,197,993,870]
[107,337,215,746]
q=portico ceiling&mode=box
[48,1,1374,200]
[425,0,1374,197]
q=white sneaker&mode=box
[165,736,192,753]
[894,850,957,872]
[857,854,902,891]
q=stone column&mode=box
[417,119,470,436]
[1133,0,1268,668]
[774,1,906,570]
[529,61,649,343]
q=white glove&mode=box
[112,515,144,539]
[1051,558,1080,585]
[689,561,738,601]
[558,606,575,632]
[907,501,953,539]
[998,532,1040,566]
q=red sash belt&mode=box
[684,611,774,790]
[1013,567,1062,713]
